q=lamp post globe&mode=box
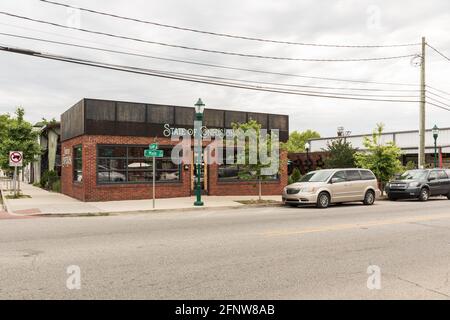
[195,98,205,117]
[432,125,439,139]
[194,98,205,206]
[304,142,310,151]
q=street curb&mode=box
[31,202,284,218]
[0,187,12,214]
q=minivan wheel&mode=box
[419,188,430,201]
[363,190,375,205]
[317,192,330,209]
[447,192,450,200]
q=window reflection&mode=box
[97,145,180,184]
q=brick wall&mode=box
[61,135,288,202]
[61,135,191,201]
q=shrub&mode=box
[291,168,301,183]
[52,179,61,193]
[40,170,58,190]
[288,167,302,185]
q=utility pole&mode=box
[418,36,426,169]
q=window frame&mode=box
[73,144,83,183]
[437,170,448,180]
[346,170,362,181]
[359,170,376,180]
[330,170,347,183]
[96,144,182,185]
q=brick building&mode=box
[60,98,289,202]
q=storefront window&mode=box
[217,148,279,182]
[73,145,83,182]
[97,145,180,184]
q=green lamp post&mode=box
[194,98,205,206]
[432,125,439,168]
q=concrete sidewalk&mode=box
[1,182,281,216]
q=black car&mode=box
[385,169,450,201]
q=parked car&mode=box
[385,169,450,201]
[282,168,381,208]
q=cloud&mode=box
[0,0,449,137]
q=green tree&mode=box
[355,123,403,194]
[323,138,356,168]
[0,108,42,171]
[232,120,281,201]
[285,130,320,153]
[288,167,302,184]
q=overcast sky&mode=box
[0,0,449,137]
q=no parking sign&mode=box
[9,151,23,167]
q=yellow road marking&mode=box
[262,212,450,237]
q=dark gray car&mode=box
[385,169,450,201]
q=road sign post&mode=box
[144,144,163,209]
[9,151,23,197]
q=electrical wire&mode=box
[39,0,421,48]
[0,11,418,62]
[0,44,424,104]
[426,96,450,110]
[426,101,450,112]
[426,85,450,98]
[426,90,450,104]
[0,31,421,90]
[0,32,422,95]
[426,43,450,62]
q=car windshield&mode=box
[299,170,334,182]
[399,170,428,180]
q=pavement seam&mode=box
[391,274,450,298]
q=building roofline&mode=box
[309,126,450,142]
[78,97,290,117]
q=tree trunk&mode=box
[258,178,262,201]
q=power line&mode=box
[426,96,450,110]
[426,85,450,98]
[426,101,450,112]
[0,44,424,104]
[426,43,450,62]
[426,90,450,104]
[0,31,420,90]
[0,32,422,94]
[0,11,418,62]
[39,0,421,49]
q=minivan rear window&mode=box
[360,170,376,180]
[346,170,362,181]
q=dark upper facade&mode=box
[61,98,289,142]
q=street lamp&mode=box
[304,142,311,172]
[194,98,205,206]
[432,125,439,168]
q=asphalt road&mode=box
[1,198,450,299]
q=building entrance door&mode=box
[191,148,208,195]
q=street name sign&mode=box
[144,146,163,209]
[144,149,164,158]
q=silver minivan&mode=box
[282,168,381,208]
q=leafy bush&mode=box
[288,176,294,185]
[288,168,302,185]
[40,170,59,190]
[402,161,417,172]
[52,179,61,193]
